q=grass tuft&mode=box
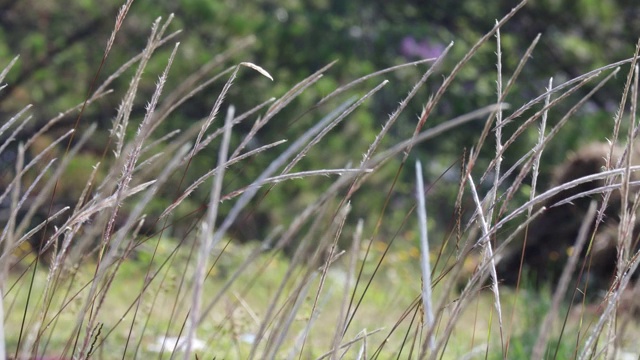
[2,2,640,359]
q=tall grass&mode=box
[2,1,640,359]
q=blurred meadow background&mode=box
[1,0,640,359]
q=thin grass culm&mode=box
[415,160,435,355]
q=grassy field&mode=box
[7,239,639,359]
[3,1,640,359]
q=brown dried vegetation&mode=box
[498,142,640,294]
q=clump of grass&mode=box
[2,1,640,359]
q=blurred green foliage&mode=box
[0,0,638,248]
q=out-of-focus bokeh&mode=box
[1,0,638,246]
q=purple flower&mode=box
[400,36,444,60]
